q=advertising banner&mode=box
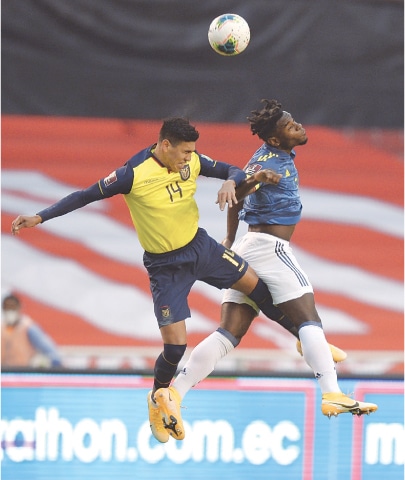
[1,374,403,479]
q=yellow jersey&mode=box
[37,144,246,254]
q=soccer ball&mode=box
[208,13,250,56]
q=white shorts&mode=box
[222,232,313,310]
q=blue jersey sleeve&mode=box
[27,324,62,367]
[197,153,246,186]
[37,163,134,222]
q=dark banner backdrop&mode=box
[2,0,403,127]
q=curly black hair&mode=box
[247,99,284,142]
[159,117,199,145]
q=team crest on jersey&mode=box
[245,164,262,176]
[179,164,190,181]
[103,171,117,187]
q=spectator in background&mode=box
[1,293,62,368]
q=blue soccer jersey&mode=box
[240,143,302,226]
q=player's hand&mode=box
[11,215,42,235]
[254,169,282,185]
[216,180,238,210]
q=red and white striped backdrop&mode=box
[2,116,403,375]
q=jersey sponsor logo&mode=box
[144,177,161,185]
[179,165,190,181]
[245,163,262,176]
[103,171,118,187]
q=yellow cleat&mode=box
[147,390,169,443]
[296,340,347,363]
[154,386,185,440]
[321,392,378,418]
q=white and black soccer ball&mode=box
[208,13,250,56]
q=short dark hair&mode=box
[2,294,21,309]
[248,99,284,142]
[159,117,199,145]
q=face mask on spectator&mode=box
[3,310,20,326]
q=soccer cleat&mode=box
[154,386,185,440]
[321,392,378,418]
[147,391,170,443]
[296,340,347,363]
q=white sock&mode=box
[172,330,235,400]
[299,324,341,394]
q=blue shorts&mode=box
[143,228,248,327]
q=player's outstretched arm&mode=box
[11,182,111,237]
[11,215,42,235]
[235,168,282,201]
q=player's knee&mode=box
[221,304,255,340]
